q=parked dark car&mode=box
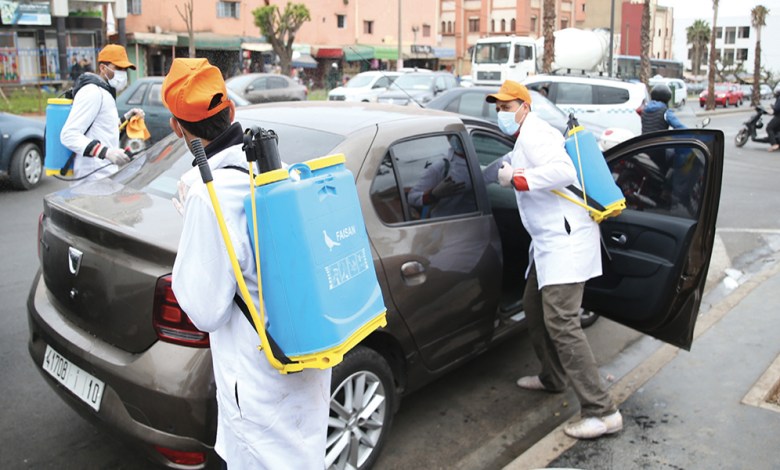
[225,73,308,104]
[376,71,458,106]
[28,102,724,469]
[424,86,609,137]
[0,112,44,189]
[116,76,250,148]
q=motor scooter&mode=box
[735,106,771,147]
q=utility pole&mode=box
[397,0,403,70]
[609,0,615,76]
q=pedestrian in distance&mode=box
[641,83,686,134]
[164,58,331,468]
[60,44,143,186]
[766,85,780,152]
[68,56,83,82]
[486,80,623,439]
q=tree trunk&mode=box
[639,0,651,85]
[542,0,556,74]
[752,29,761,106]
[706,1,719,110]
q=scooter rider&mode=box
[767,85,780,152]
[60,44,143,186]
[641,83,686,134]
[488,80,622,439]
[165,58,331,468]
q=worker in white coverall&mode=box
[487,80,623,439]
[165,58,331,468]
[60,44,143,186]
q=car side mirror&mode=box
[246,85,255,92]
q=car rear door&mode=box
[360,120,502,370]
[583,129,724,350]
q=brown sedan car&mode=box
[28,102,724,469]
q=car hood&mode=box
[40,166,181,353]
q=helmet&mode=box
[650,83,672,104]
[599,128,635,151]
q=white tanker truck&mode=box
[471,28,611,86]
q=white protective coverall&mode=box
[508,112,602,288]
[60,75,120,185]
[172,142,332,468]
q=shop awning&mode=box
[241,42,273,52]
[128,32,178,46]
[177,33,242,50]
[313,46,343,59]
[292,53,317,69]
[343,45,374,62]
[373,45,399,61]
[403,44,436,60]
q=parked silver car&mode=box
[225,73,308,104]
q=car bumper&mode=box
[26,270,217,469]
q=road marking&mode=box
[503,255,780,470]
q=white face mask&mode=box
[497,110,520,136]
[108,69,128,92]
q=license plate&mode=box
[42,345,105,412]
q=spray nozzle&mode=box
[243,126,282,174]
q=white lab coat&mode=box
[509,112,602,288]
[172,143,331,469]
[60,75,120,186]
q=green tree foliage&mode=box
[253,2,311,76]
[686,19,710,77]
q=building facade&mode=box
[620,0,673,59]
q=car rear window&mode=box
[121,123,344,199]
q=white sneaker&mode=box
[516,375,546,391]
[564,410,623,439]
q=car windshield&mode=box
[121,122,345,199]
[392,74,434,91]
[714,85,730,92]
[474,43,511,64]
[345,74,375,88]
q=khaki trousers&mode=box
[524,264,616,418]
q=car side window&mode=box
[375,77,390,88]
[556,82,593,104]
[126,83,148,106]
[611,143,708,219]
[369,134,478,223]
[451,93,491,120]
[269,77,287,89]
[148,84,163,107]
[470,131,516,210]
[251,77,267,90]
[596,85,629,105]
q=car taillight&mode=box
[153,446,206,466]
[153,275,209,348]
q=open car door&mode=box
[583,129,724,350]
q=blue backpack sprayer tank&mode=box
[44,98,76,176]
[552,115,626,223]
[191,128,387,374]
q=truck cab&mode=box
[471,36,536,86]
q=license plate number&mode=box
[42,345,104,412]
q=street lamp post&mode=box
[397,0,403,70]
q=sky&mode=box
[657,0,780,19]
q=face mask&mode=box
[108,69,128,92]
[497,110,520,136]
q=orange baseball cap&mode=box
[162,58,231,122]
[97,44,136,70]
[486,80,532,105]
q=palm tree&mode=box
[542,0,556,73]
[751,5,769,106]
[639,0,651,85]
[687,20,711,77]
[706,0,720,110]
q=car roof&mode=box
[527,74,644,89]
[235,101,460,136]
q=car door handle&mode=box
[401,261,426,286]
[610,232,627,245]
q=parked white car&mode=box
[649,76,688,108]
[328,71,401,102]
[523,74,648,136]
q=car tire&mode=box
[579,309,599,328]
[9,142,43,190]
[326,346,395,470]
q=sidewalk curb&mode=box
[503,255,780,470]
